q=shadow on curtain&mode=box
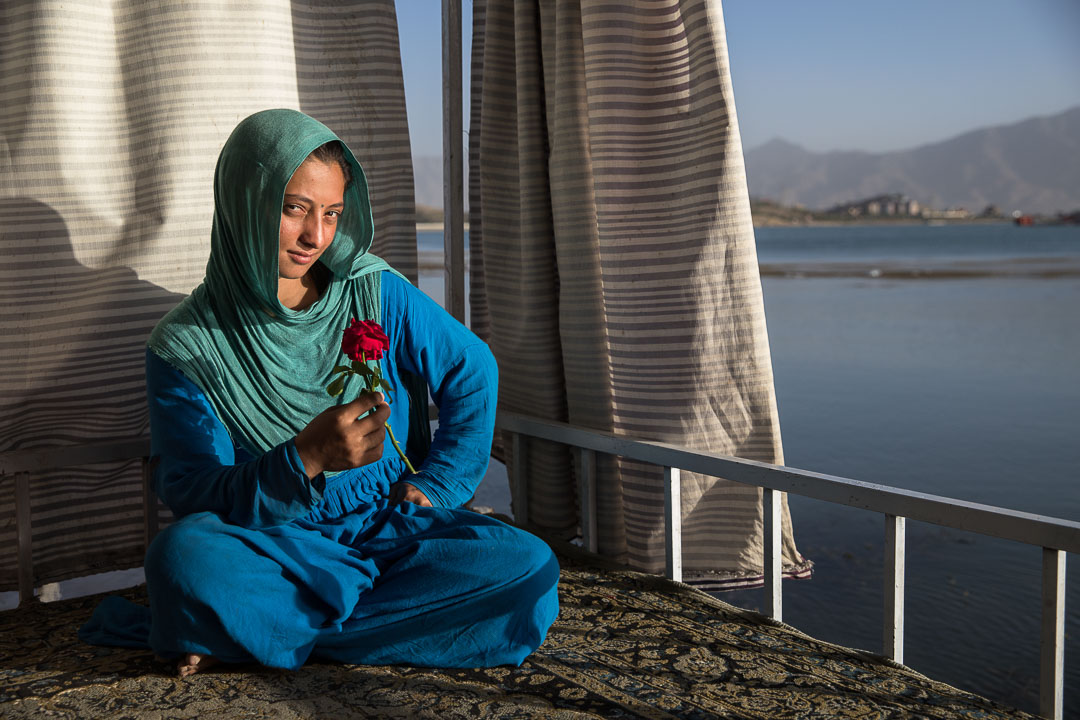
[0,199,184,590]
[0,0,416,591]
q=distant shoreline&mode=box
[752,217,1011,228]
[757,256,1080,279]
[414,219,1011,232]
[417,222,469,232]
[416,252,1080,279]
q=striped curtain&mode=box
[469,0,811,588]
[0,0,416,592]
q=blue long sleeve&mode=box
[379,273,498,509]
[145,272,497,525]
[146,349,325,528]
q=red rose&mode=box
[341,318,390,362]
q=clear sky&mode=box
[397,0,1080,157]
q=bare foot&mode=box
[177,652,220,677]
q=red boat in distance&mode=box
[1013,212,1079,226]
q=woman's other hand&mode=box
[294,392,391,478]
[389,481,433,507]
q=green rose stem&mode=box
[384,422,417,474]
[327,350,417,475]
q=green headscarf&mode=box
[149,109,401,455]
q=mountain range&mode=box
[412,155,451,212]
[743,106,1080,215]
[412,105,1080,215]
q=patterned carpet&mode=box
[1,544,1033,719]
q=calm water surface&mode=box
[756,222,1080,263]
[747,270,1080,716]
[427,223,1080,715]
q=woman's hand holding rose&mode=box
[295,392,390,478]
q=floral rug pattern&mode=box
[1,547,1033,719]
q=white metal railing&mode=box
[497,410,1078,720]
[1,438,156,609]
[3,417,1073,717]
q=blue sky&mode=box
[397,1,1080,157]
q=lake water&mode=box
[422,222,1080,716]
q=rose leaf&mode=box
[326,375,347,397]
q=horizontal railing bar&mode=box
[0,438,151,474]
[7,417,1080,554]
[496,412,1080,554]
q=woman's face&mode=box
[277,157,346,282]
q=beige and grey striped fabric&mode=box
[470,0,810,587]
[0,0,416,592]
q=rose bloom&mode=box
[342,318,390,362]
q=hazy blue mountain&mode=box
[412,155,472,211]
[743,106,1080,214]
[412,155,444,210]
[411,107,1080,215]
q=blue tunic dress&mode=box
[81,273,560,669]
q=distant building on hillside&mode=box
[827,193,921,218]
[923,207,973,220]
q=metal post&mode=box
[442,0,466,322]
[1040,547,1065,720]
[15,471,36,606]
[578,448,597,552]
[763,488,782,621]
[512,432,528,525]
[664,466,682,582]
[884,514,906,663]
[142,457,159,548]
